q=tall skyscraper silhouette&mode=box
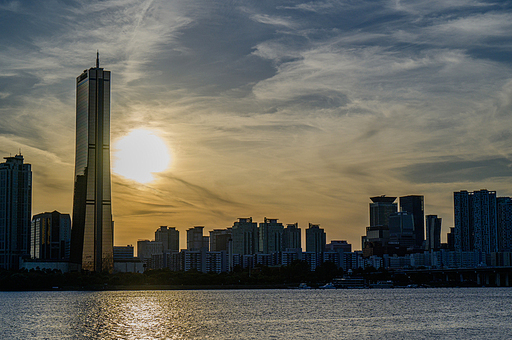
[70,53,113,272]
[0,154,31,270]
[399,195,424,248]
[454,189,498,253]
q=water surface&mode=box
[1,288,511,339]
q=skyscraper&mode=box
[399,195,424,248]
[70,54,113,272]
[497,197,512,252]
[0,154,32,270]
[388,211,415,248]
[369,196,397,227]
[425,215,442,251]
[454,189,498,253]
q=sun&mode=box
[113,129,171,183]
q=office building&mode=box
[369,196,397,227]
[425,215,442,251]
[305,223,326,253]
[0,154,32,270]
[388,211,415,248]
[31,211,71,261]
[231,217,258,255]
[259,218,284,253]
[70,54,113,272]
[399,195,425,248]
[155,226,179,252]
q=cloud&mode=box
[399,157,512,183]
[2,0,512,248]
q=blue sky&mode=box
[1,0,512,248]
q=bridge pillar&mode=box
[506,273,510,287]
[496,273,501,287]
[486,274,490,286]
[477,273,481,285]
[460,273,464,283]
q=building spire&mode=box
[96,50,99,68]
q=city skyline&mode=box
[1,1,512,250]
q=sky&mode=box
[1,0,512,250]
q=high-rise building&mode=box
[231,217,258,255]
[259,218,284,253]
[369,196,397,227]
[70,54,113,272]
[399,195,425,248]
[388,211,415,248]
[454,189,498,253]
[187,226,209,251]
[497,197,512,252]
[0,154,32,270]
[425,215,442,251]
[155,226,180,252]
[305,223,326,253]
[209,228,231,252]
[283,223,301,250]
[31,211,71,261]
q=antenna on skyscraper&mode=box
[96,50,99,68]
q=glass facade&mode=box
[70,60,113,272]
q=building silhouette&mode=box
[497,197,512,252]
[305,223,326,253]
[454,190,498,253]
[155,226,179,253]
[259,218,284,253]
[231,217,258,255]
[209,228,231,252]
[283,223,301,250]
[0,154,32,270]
[31,211,71,261]
[186,226,209,251]
[388,211,415,248]
[399,195,425,248]
[70,54,113,272]
[425,215,442,251]
[369,196,397,227]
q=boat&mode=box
[319,282,336,289]
[298,283,312,289]
[370,280,394,288]
[332,277,366,289]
